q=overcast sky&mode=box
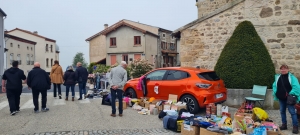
[1,0,198,69]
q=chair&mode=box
[245,85,268,108]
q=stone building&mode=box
[4,34,36,75]
[174,0,300,76]
[86,19,179,68]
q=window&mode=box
[51,59,53,66]
[146,70,167,81]
[10,53,14,64]
[162,34,165,37]
[31,55,34,65]
[110,55,116,65]
[27,46,29,50]
[46,44,49,52]
[166,70,190,80]
[134,36,141,45]
[170,43,176,50]
[50,45,53,52]
[110,38,116,46]
[17,54,21,64]
[197,72,220,81]
[18,45,20,48]
[31,47,33,51]
[161,42,167,49]
[26,54,30,65]
[10,43,13,47]
[46,58,49,67]
[122,54,128,63]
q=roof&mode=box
[86,19,172,41]
[95,58,106,64]
[7,28,56,43]
[0,8,7,16]
[4,33,37,45]
[173,0,245,36]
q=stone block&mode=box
[185,39,195,44]
[286,44,295,49]
[181,56,193,62]
[274,6,281,11]
[297,27,300,32]
[287,27,293,32]
[275,11,282,16]
[260,7,273,18]
[288,20,300,25]
[277,33,286,38]
[267,39,282,43]
[275,0,280,5]
[295,55,300,60]
[281,43,285,48]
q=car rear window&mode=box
[197,72,220,81]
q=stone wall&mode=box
[181,0,300,77]
[196,0,235,18]
[89,35,106,63]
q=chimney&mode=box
[104,24,108,29]
[33,31,38,34]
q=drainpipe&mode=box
[144,33,146,60]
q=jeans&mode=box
[78,81,87,99]
[110,89,123,114]
[32,89,47,111]
[65,84,75,97]
[96,81,100,89]
[6,89,21,113]
[53,83,61,97]
[279,100,298,126]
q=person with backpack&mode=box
[50,60,64,99]
[63,66,76,101]
[1,61,26,115]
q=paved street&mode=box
[0,85,294,135]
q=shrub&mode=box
[93,64,110,73]
[129,59,153,78]
[87,62,97,73]
[214,21,275,89]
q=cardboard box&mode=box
[199,128,224,135]
[171,105,187,111]
[138,100,145,107]
[116,101,127,110]
[234,112,256,122]
[181,124,200,135]
[168,94,178,103]
[144,102,150,109]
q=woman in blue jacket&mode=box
[273,65,300,134]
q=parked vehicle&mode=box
[123,67,227,113]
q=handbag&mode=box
[281,77,297,105]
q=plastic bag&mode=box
[253,107,268,121]
[250,126,267,135]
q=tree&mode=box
[72,52,88,68]
[129,59,153,78]
[214,21,275,89]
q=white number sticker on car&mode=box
[154,86,159,94]
[216,93,223,99]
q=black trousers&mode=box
[6,89,21,113]
[32,89,47,111]
[110,89,123,114]
[53,83,61,97]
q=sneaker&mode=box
[41,108,49,112]
[16,110,20,113]
[78,98,82,100]
[34,110,39,113]
[10,111,17,116]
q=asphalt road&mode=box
[22,84,82,93]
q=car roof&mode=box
[155,67,214,73]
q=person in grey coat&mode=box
[108,61,127,117]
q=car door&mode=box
[145,70,168,99]
[160,70,190,100]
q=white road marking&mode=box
[20,99,34,109]
[52,98,66,106]
[0,101,8,111]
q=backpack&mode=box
[158,111,167,119]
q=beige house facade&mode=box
[4,34,36,75]
[174,0,300,76]
[86,19,179,68]
[7,28,58,73]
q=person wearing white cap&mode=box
[108,61,127,117]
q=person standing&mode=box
[75,62,88,100]
[1,61,26,115]
[50,60,64,99]
[64,66,76,101]
[27,62,51,113]
[108,61,127,117]
[273,64,300,134]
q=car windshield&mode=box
[197,72,220,81]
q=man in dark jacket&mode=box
[1,61,26,115]
[27,62,51,113]
[75,62,88,100]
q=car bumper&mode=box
[197,92,227,108]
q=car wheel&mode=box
[125,88,137,98]
[181,95,199,114]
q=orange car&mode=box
[123,67,227,113]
